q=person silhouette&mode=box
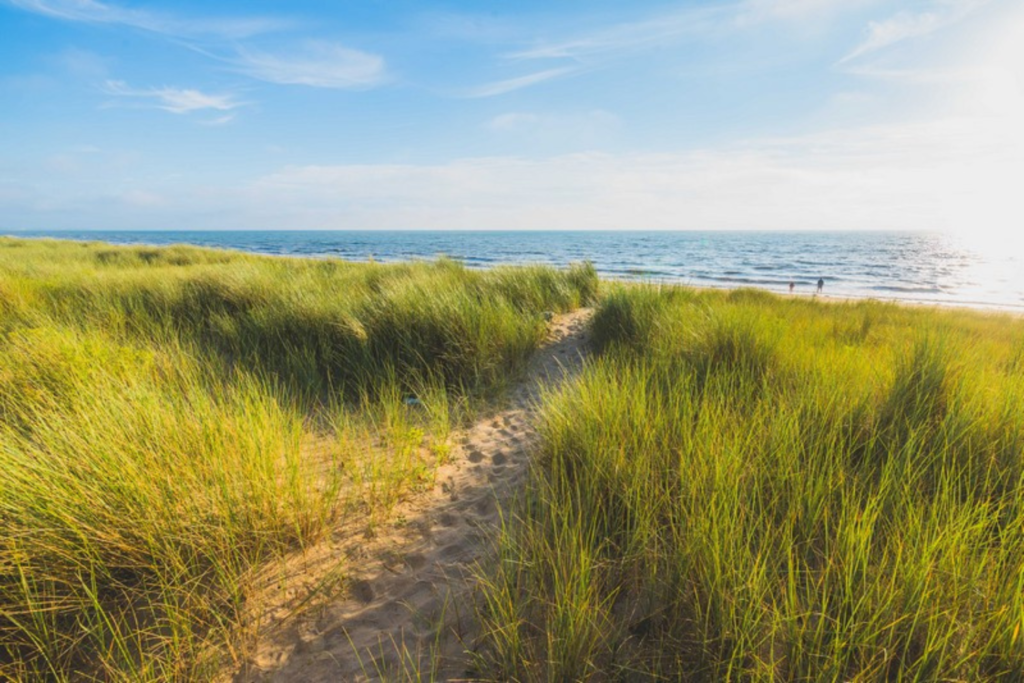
[789,280,795,294]
[816,278,824,294]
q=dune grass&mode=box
[0,237,597,681]
[0,237,597,400]
[477,284,1024,681]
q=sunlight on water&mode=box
[944,230,1024,309]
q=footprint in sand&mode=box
[441,478,458,501]
[404,552,427,570]
[438,542,466,562]
[349,579,375,605]
[296,635,327,655]
[474,497,495,516]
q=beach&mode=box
[3,237,1024,681]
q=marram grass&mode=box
[476,284,1024,682]
[0,237,597,680]
[0,237,597,399]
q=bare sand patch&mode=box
[227,309,592,682]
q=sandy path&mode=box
[230,308,592,682]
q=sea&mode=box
[7,230,1023,311]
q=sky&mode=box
[0,0,1022,232]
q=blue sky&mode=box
[1,0,1021,231]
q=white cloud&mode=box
[230,118,1018,233]
[840,0,987,63]
[102,80,245,114]
[7,116,1009,234]
[6,0,288,39]
[232,41,386,89]
[840,2,1023,126]
[464,67,576,98]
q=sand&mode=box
[228,308,593,682]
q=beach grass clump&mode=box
[477,284,1024,681]
[0,326,319,680]
[0,237,596,680]
[0,238,597,400]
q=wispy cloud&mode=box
[505,0,879,63]
[232,41,386,89]
[484,0,875,98]
[486,112,543,131]
[840,0,987,63]
[463,67,576,98]
[505,7,724,62]
[102,80,245,114]
[465,1,830,99]
[52,46,109,78]
[738,0,878,24]
[483,109,621,149]
[6,0,289,39]
[199,114,237,127]
[7,0,389,91]
[485,109,619,135]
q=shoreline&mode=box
[610,275,1024,315]
[5,232,1023,315]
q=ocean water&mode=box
[7,230,1023,311]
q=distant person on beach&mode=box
[816,278,824,294]
[789,280,795,294]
